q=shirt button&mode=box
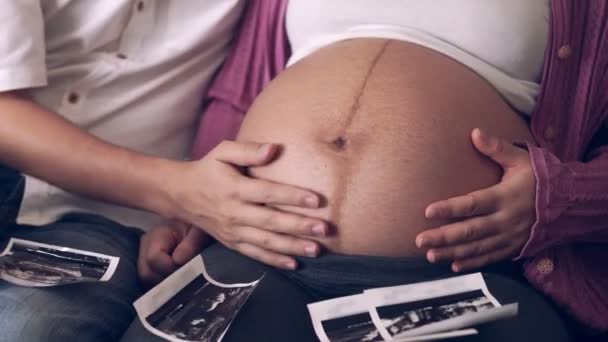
[116,53,128,60]
[536,258,554,275]
[136,1,145,12]
[558,45,572,59]
[544,125,556,141]
[67,92,80,104]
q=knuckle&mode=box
[453,247,465,259]
[226,188,239,201]
[495,211,513,227]
[462,225,475,240]
[144,248,158,261]
[264,213,279,229]
[471,243,483,256]
[259,236,273,249]
[449,251,461,262]
[228,230,241,244]
[466,195,479,215]
[492,209,507,221]
[259,188,274,204]
[219,227,238,245]
[225,212,239,226]
[149,253,164,266]
[230,179,245,200]
[215,201,237,224]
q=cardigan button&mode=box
[67,92,80,104]
[558,45,572,59]
[536,258,554,275]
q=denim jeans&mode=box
[0,165,142,342]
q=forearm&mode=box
[0,91,177,217]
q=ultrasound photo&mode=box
[0,238,119,287]
[309,293,384,342]
[376,290,494,337]
[147,276,254,341]
[321,312,384,342]
[135,255,261,342]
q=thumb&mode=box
[471,128,526,169]
[172,228,211,266]
[213,141,279,167]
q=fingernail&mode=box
[475,129,487,142]
[452,263,461,273]
[283,260,297,270]
[305,196,319,208]
[311,223,326,236]
[427,251,436,263]
[416,236,426,248]
[305,245,318,257]
[425,207,435,219]
[259,144,273,157]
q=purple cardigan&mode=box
[193,0,608,331]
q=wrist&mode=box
[137,156,185,219]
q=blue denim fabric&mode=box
[0,214,142,342]
[0,165,24,225]
[0,165,143,342]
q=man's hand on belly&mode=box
[415,129,536,272]
[166,141,328,270]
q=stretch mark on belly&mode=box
[330,40,391,233]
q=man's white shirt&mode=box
[0,0,244,230]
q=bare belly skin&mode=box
[237,39,534,257]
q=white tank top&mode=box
[286,0,550,114]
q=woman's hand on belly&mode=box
[167,141,328,270]
[416,129,536,272]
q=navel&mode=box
[331,136,348,150]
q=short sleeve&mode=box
[0,1,47,92]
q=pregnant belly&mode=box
[237,39,533,257]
